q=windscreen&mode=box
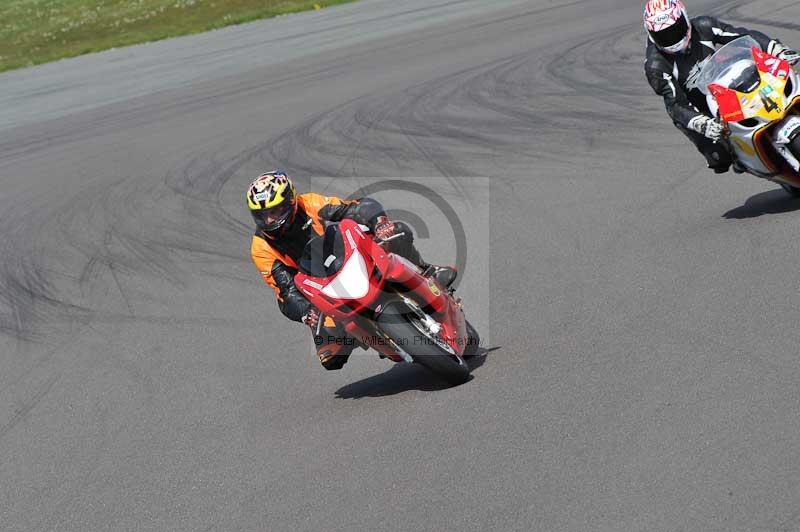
[693,35,761,95]
[299,224,346,278]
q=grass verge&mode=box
[0,0,356,73]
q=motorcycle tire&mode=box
[464,319,480,358]
[780,183,800,197]
[377,302,471,386]
[783,136,800,197]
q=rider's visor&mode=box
[256,202,294,231]
[651,13,689,49]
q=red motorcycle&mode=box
[294,219,479,385]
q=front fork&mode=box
[771,115,800,173]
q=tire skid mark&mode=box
[0,201,92,341]
[721,0,800,32]
[0,372,60,440]
[544,25,650,108]
[0,1,661,342]
[260,19,652,184]
[0,142,263,340]
[261,56,544,178]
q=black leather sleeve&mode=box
[271,261,312,322]
[318,197,387,231]
[644,41,701,129]
[695,16,774,50]
[645,17,786,129]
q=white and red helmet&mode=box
[644,0,692,54]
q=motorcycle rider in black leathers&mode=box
[643,0,800,173]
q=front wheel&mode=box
[782,136,800,197]
[780,183,800,198]
[377,302,470,386]
[463,319,480,358]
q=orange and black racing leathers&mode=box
[251,193,426,370]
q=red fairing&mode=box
[294,218,468,358]
[709,83,745,122]
[384,254,467,355]
[436,296,468,356]
[752,47,790,79]
[295,221,390,321]
[384,255,446,313]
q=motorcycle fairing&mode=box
[294,219,468,359]
[702,41,800,183]
[711,48,791,123]
[297,222,390,321]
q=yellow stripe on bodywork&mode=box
[734,137,757,157]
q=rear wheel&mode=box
[377,302,470,386]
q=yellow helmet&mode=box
[247,171,298,236]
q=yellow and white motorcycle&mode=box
[693,35,800,195]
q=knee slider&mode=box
[320,353,349,371]
[705,144,732,168]
[317,342,352,371]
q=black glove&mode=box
[776,48,800,65]
[373,216,395,241]
[768,41,800,65]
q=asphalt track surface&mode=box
[3,0,800,530]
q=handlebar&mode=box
[375,232,406,246]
